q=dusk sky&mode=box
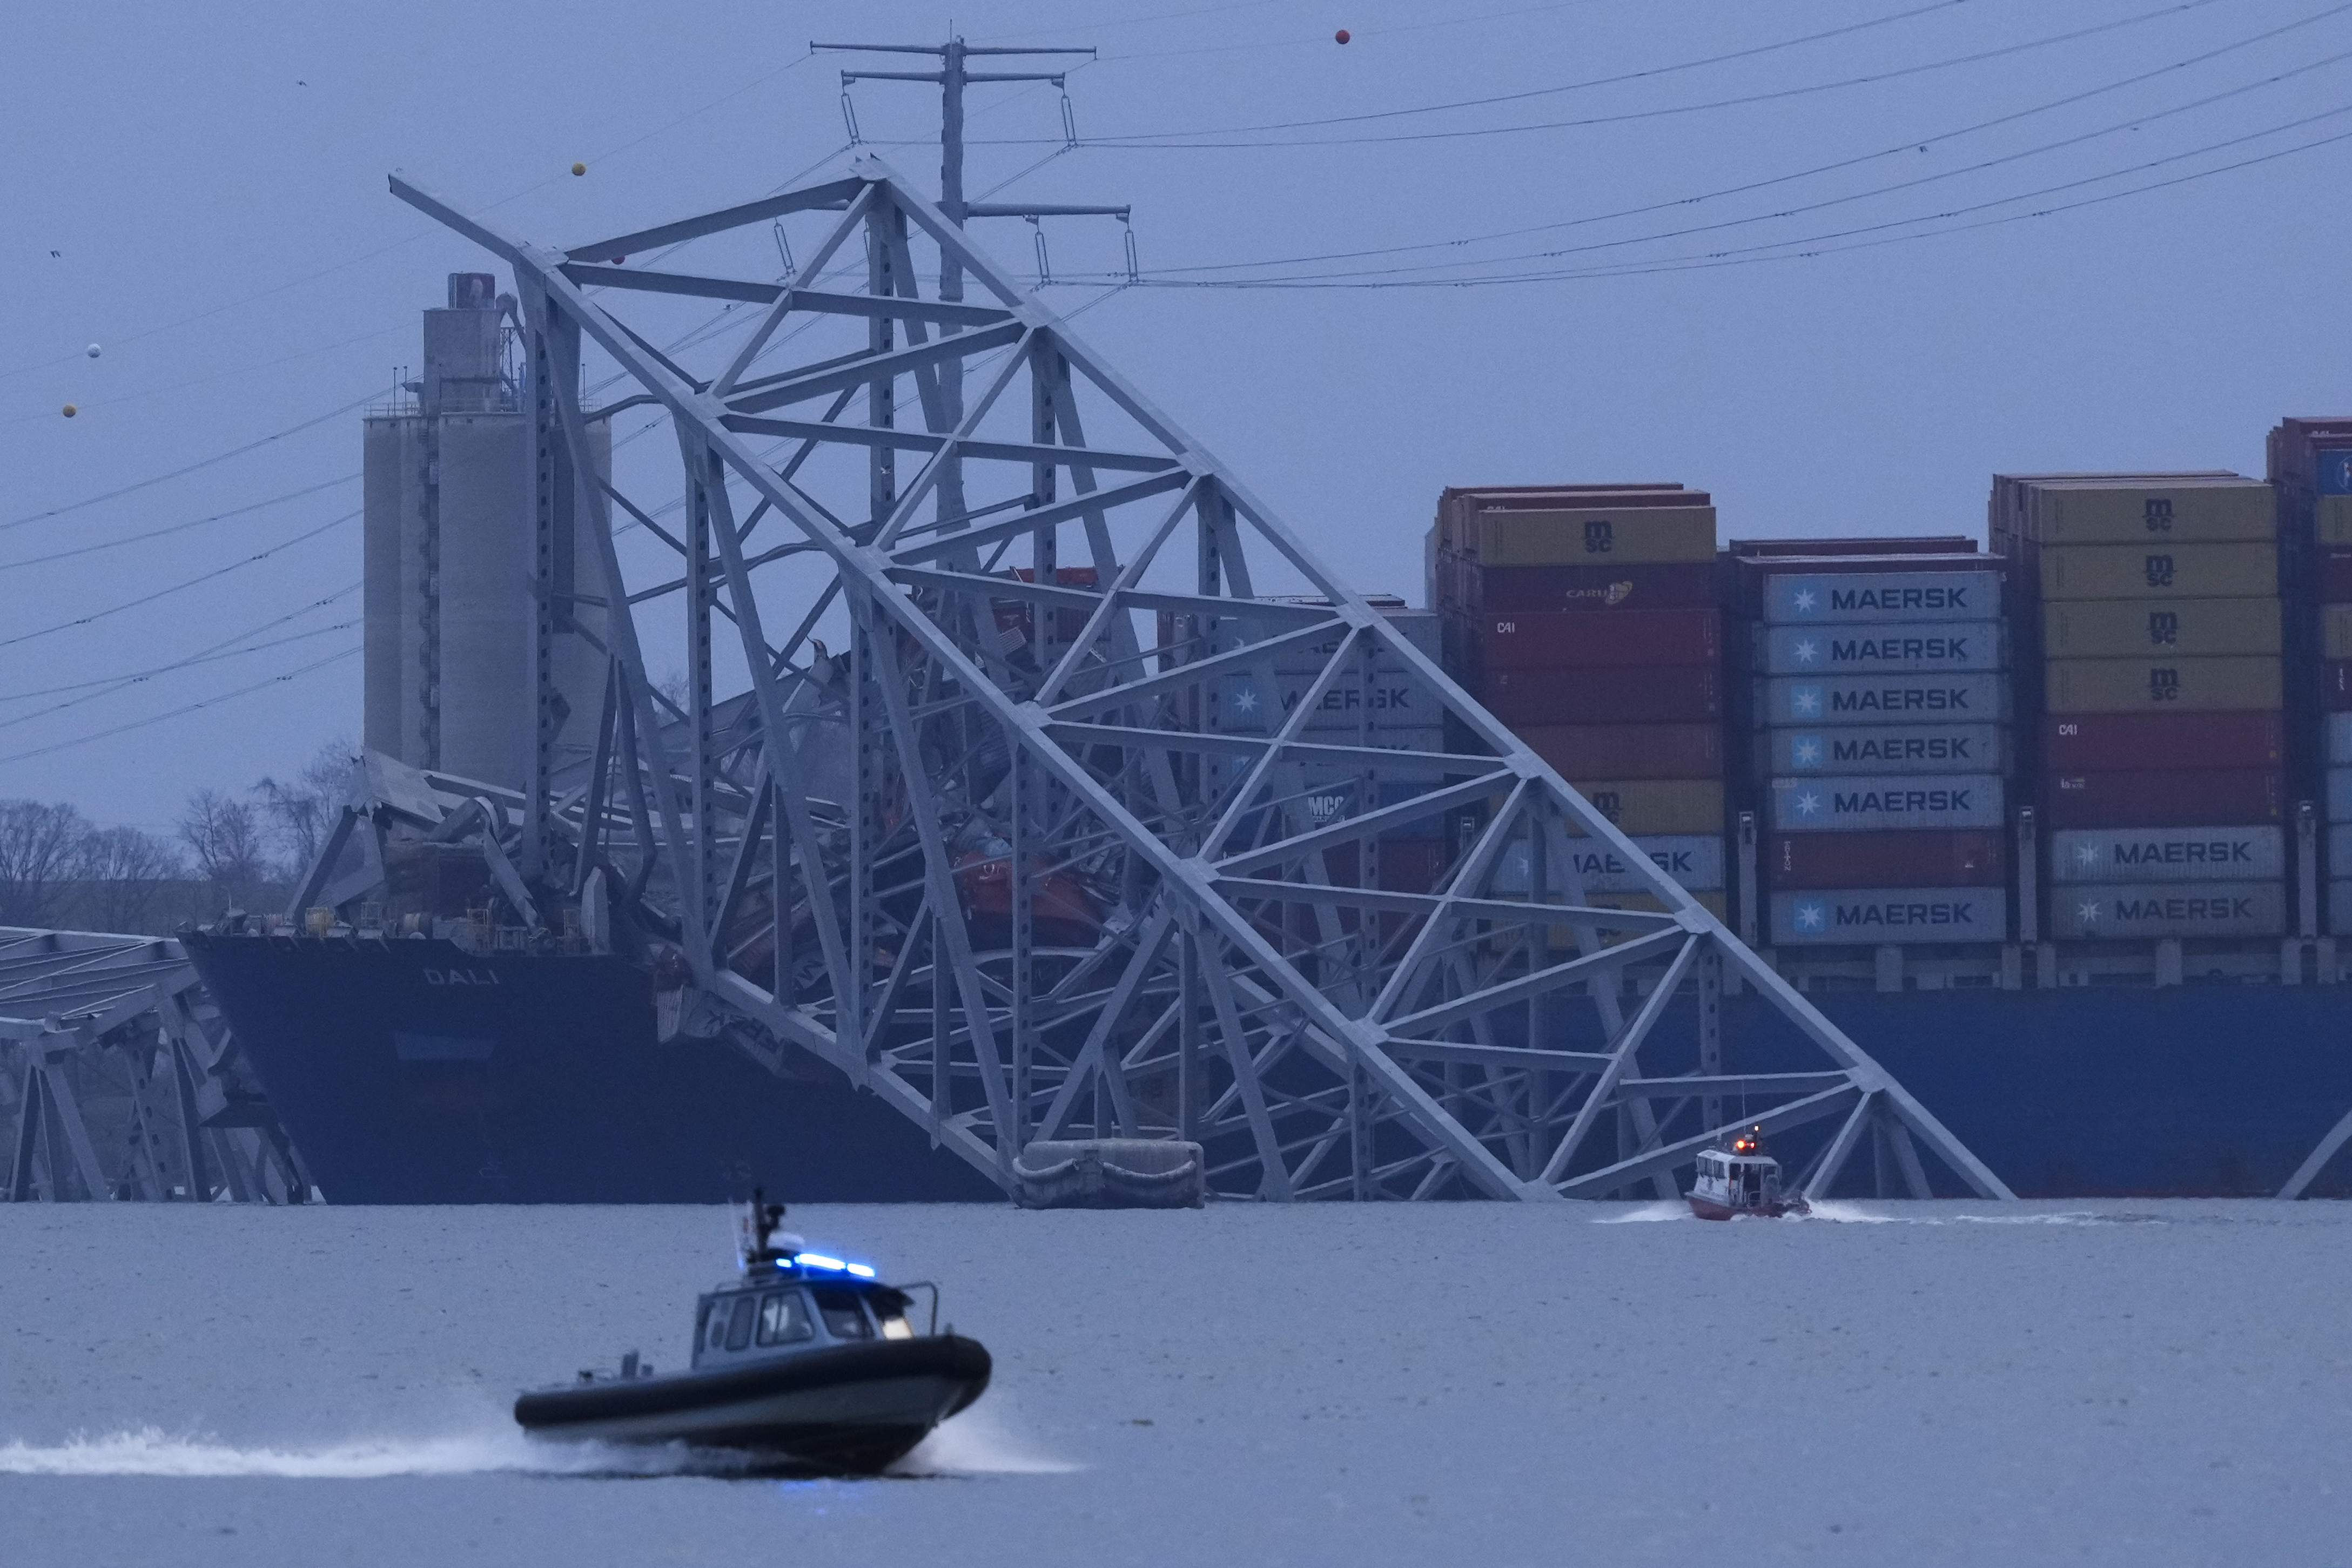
[5,0,2349,829]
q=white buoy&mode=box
[85,343,102,359]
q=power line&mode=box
[0,474,359,571]
[0,509,360,650]
[0,619,359,731]
[0,645,361,766]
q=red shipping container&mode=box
[1517,722,1725,780]
[2320,551,2352,601]
[1469,608,1720,670]
[1461,561,1718,614]
[2041,768,2283,829]
[2039,711,2284,772]
[1483,665,1721,725]
[1769,829,2006,889]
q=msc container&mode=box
[1564,779,1725,836]
[2040,711,2283,772]
[2325,662,2352,711]
[1757,673,2007,727]
[1767,829,2005,888]
[2035,542,2279,601]
[1459,505,1716,567]
[2042,656,2281,714]
[1467,607,1720,669]
[2044,768,2283,829]
[1767,775,2004,833]
[1770,886,2007,946]
[2048,825,2284,884]
[1766,723,2007,776]
[2047,881,2285,940]
[1756,622,2005,676]
[1486,665,1722,725]
[1521,722,1725,780]
[1459,561,1719,614]
[2322,606,2352,659]
[2042,597,2281,658]
[2026,481,2273,545]
[1758,568,2002,625]
[1492,833,1726,895]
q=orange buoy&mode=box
[1334,28,1350,43]
[62,403,77,418]
[571,161,587,176]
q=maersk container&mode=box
[1460,505,1716,567]
[2043,597,2282,658]
[2044,768,2282,829]
[1491,833,1726,895]
[2041,711,2283,772]
[1770,886,2007,946]
[2042,656,2281,714]
[1469,607,1720,670]
[2048,826,2285,884]
[1768,775,2004,833]
[2327,766,2352,824]
[1487,665,1722,726]
[2048,881,2286,940]
[1757,673,2007,728]
[1759,569,2002,625]
[1521,722,1724,780]
[1757,622,2005,676]
[1459,561,1718,614]
[1564,779,1725,836]
[2035,542,2279,601]
[1768,829,2005,889]
[1766,723,2007,777]
[1214,670,1442,735]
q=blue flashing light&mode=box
[846,1263,876,1279]
[796,1252,846,1272]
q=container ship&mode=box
[176,276,2352,1202]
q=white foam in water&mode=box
[1593,1201,1690,1224]
[890,1408,1080,1477]
[0,1425,736,1480]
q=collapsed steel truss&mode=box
[384,151,2012,1202]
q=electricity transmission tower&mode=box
[382,37,2012,1202]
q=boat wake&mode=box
[1592,1201,1691,1223]
[0,1410,1077,1482]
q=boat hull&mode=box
[1686,1195,1806,1221]
[515,1337,991,1475]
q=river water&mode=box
[2,1200,2343,1565]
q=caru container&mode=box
[1769,887,2007,946]
[1453,561,1719,614]
[2048,826,2284,884]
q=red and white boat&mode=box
[1688,1127,1810,1220]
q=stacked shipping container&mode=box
[1735,547,2012,949]
[1991,474,2288,941]
[1431,484,1726,917]
[2267,419,2352,934]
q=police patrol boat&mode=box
[1687,1126,1810,1220]
[513,1195,991,1473]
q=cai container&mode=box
[1757,568,2002,625]
[1491,833,1726,895]
[1458,561,1719,614]
[2042,768,2283,829]
[1770,886,2008,946]
[1767,829,2005,889]
[2049,825,2285,884]
[2047,880,2284,940]
[2040,711,2283,772]
[1520,722,1724,780]
[1486,664,1722,725]
[1563,779,1726,837]
[2034,542,2279,601]
[1767,774,2005,833]
[2042,656,2281,714]
[1757,672,2007,727]
[1755,621,2005,676]
[2042,597,2281,658]
[1459,504,1717,567]
[1468,607,1719,669]
[1765,723,2007,777]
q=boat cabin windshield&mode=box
[694,1282,915,1366]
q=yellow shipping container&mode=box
[1564,779,1725,836]
[2027,482,2273,544]
[1546,891,1727,949]
[2323,604,2352,659]
[2043,656,2282,714]
[2317,495,2352,547]
[2036,542,2277,601]
[2042,597,2281,658]
[1467,505,1716,566]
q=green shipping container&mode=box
[1466,506,1717,566]
[2042,597,2281,658]
[1564,778,1725,836]
[2027,481,2272,544]
[2036,543,2277,601]
[2043,656,2282,714]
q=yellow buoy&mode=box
[571,161,587,176]
[62,403,77,418]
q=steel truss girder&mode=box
[389,154,2014,1204]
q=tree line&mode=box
[0,742,350,935]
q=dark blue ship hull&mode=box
[183,932,998,1204]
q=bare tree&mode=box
[256,738,355,874]
[178,789,274,909]
[0,799,90,927]
[76,825,183,934]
